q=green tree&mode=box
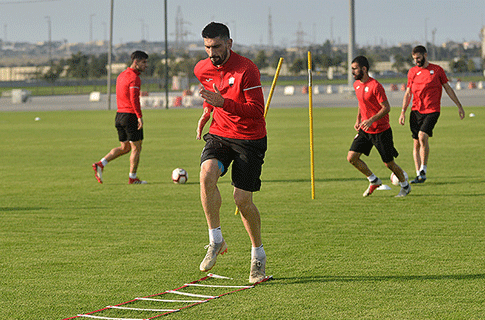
[450,58,468,73]
[253,50,269,70]
[42,61,64,83]
[289,58,306,74]
[66,51,89,79]
[88,54,108,78]
[392,53,410,74]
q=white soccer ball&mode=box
[172,168,188,184]
[390,171,408,186]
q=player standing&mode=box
[347,56,411,197]
[194,22,267,283]
[92,51,148,184]
[399,45,465,183]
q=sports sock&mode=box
[400,180,409,188]
[367,173,377,182]
[209,227,223,244]
[419,165,427,175]
[100,158,108,167]
[129,173,137,179]
[251,244,265,260]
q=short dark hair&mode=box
[131,50,149,61]
[352,55,370,71]
[202,22,230,40]
[412,45,427,55]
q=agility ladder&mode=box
[64,273,272,320]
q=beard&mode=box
[416,57,426,67]
[210,51,228,66]
[353,71,363,80]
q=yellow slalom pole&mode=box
[308,51,315,200]
[235,57,284,215]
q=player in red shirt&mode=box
[347,56,410,197]
[400,45,465,183]
[194,22,267,283]
[92,51,148,184]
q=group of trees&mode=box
[40,39,483,83]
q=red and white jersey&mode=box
[194,51,266,140]
[354,77,390,134]
[116,67,142,118]
[407,63,448,114]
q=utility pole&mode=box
[107,0,114,110]
[45,16,52,66]
[164,0,169,109]
[347,0,355,88]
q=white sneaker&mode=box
[395,184,411,197]
[92,162,103,184]
[363,177,382,197]
[199,241,227,272]
[249,256,266,284]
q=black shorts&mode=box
[349,128,399,163]
[410,111,440,139]
[115,112,143,142]
[200,133,267,192]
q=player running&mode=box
[347,56,411,198]
[92,51,148,185]
[194,22,267,283]
[399,45,465,183]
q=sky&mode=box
[0,0,484,48]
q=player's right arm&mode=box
[196,106,212,140]
[399,87,412,125]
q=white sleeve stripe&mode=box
[130,86,140,89]
[243,85,262,91]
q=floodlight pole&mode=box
[347,0,355,88]
[164,0,169,109]
[107,0,114,110]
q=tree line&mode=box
[42,40,483,83]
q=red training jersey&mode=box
[353,77,390,134]
[407,63,448,114]
[116,67,142,118]
[194,51,266,140]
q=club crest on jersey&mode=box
[205,78,213,82]
[229,77,235,86]
[430,70,434,75]
[365,87,369,92]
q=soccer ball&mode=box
[390,171,408,186]
[172,168,188,184]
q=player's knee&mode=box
[233,189,252,209]
[347,152,358,165]
[200,160,220,184]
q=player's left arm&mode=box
[360,100,390,131]
[442,82,465,119]
[130,77,143,123]
[220,64,265,118]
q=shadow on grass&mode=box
[272,273,485,284]
[263,178,362,183]
[0,207,48,212]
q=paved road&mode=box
[1,85,484,112]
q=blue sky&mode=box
[0,0,484,47]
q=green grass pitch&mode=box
[1,106,484,319]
